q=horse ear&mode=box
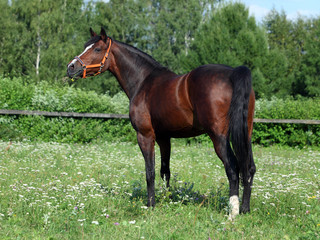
[90,27,97,37]
[100,27,107,42]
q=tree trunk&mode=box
[36,0,41,76]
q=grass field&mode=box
[0,140,319,239]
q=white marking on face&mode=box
[79,43,94,57]
[68,59,77,67]
[68,44,94,68]
[229,195,240,220]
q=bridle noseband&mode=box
[72,38,112,79]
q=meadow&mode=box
[0,140,319,239]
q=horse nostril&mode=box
[69,63,74,70]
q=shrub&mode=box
[0,77,319,146]
[253,97,320,147]
[0,77,134,143]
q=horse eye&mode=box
[94,48,101,52]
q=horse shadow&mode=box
[128,175,230,212]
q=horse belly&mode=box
[152,107,205,138]
[150,74,205,138]
[167,127,205,138]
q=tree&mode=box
[6,0,89,83]
[149,0,216,73]
[300,17,320,96]
[0,0,18,77]
[181,2,269,98]
[83,0,152,95]
[0,0,32,79]
[1,0,318,98]
[78,0,217,93]
[263,9,309,97]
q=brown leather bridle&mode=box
[71,38,112,79]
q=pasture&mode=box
[0,140,319,239]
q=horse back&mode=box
[137,64,233,138]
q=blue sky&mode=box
[238,0,319,22]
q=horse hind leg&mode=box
[241,94,256,213]
[240,142,256,213]
[209,133,240,220]
[156,137,171,188]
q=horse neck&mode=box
[108,41,174,99]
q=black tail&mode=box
[228,66,252,183]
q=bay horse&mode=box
[67,27,256,219]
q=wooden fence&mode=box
[0,109,129,119]
[1,109,320,125]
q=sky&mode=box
[239,0,319,22]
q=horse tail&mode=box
[228,66,252,184]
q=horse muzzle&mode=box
[67,62,83,80]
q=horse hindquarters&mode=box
[191,65,255,218]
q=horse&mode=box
[67,27,256,219]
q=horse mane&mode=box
[115,40,170,73]
[83,35,171,74]
[84,35,101,48]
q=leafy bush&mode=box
[0,77,134,143]
[253,97,320,146]
[184,97,320,147]
[0,77,319,146]
[0,77,34,109]
[255,96,320,119]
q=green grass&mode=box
[0,140,319,239]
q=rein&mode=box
[72,38,112,79]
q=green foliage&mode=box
[0,77,34,109]
[299,17,320,97]
[1,77,320,146]
[253,97,320,146]
[1,0,320,98]
[11,117,135,143]
[180,2,271,98]
[147,0,216,73]
[255,97,320,119]
[0,77,134,143]
[1,0,88,82]
[262,10,305,97]
[187,97,320,147]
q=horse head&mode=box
[67,27,112,81]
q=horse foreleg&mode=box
[137,132,156,207]
[157,138,171,188]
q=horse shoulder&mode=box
[129,91,154,136]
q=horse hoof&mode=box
[240,206,250,214]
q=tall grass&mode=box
[0,140,319,239]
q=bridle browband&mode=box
[72,37,112,79]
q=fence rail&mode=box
[0,109,129,119]
[253,118,320,125]
[1,109,320,125]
